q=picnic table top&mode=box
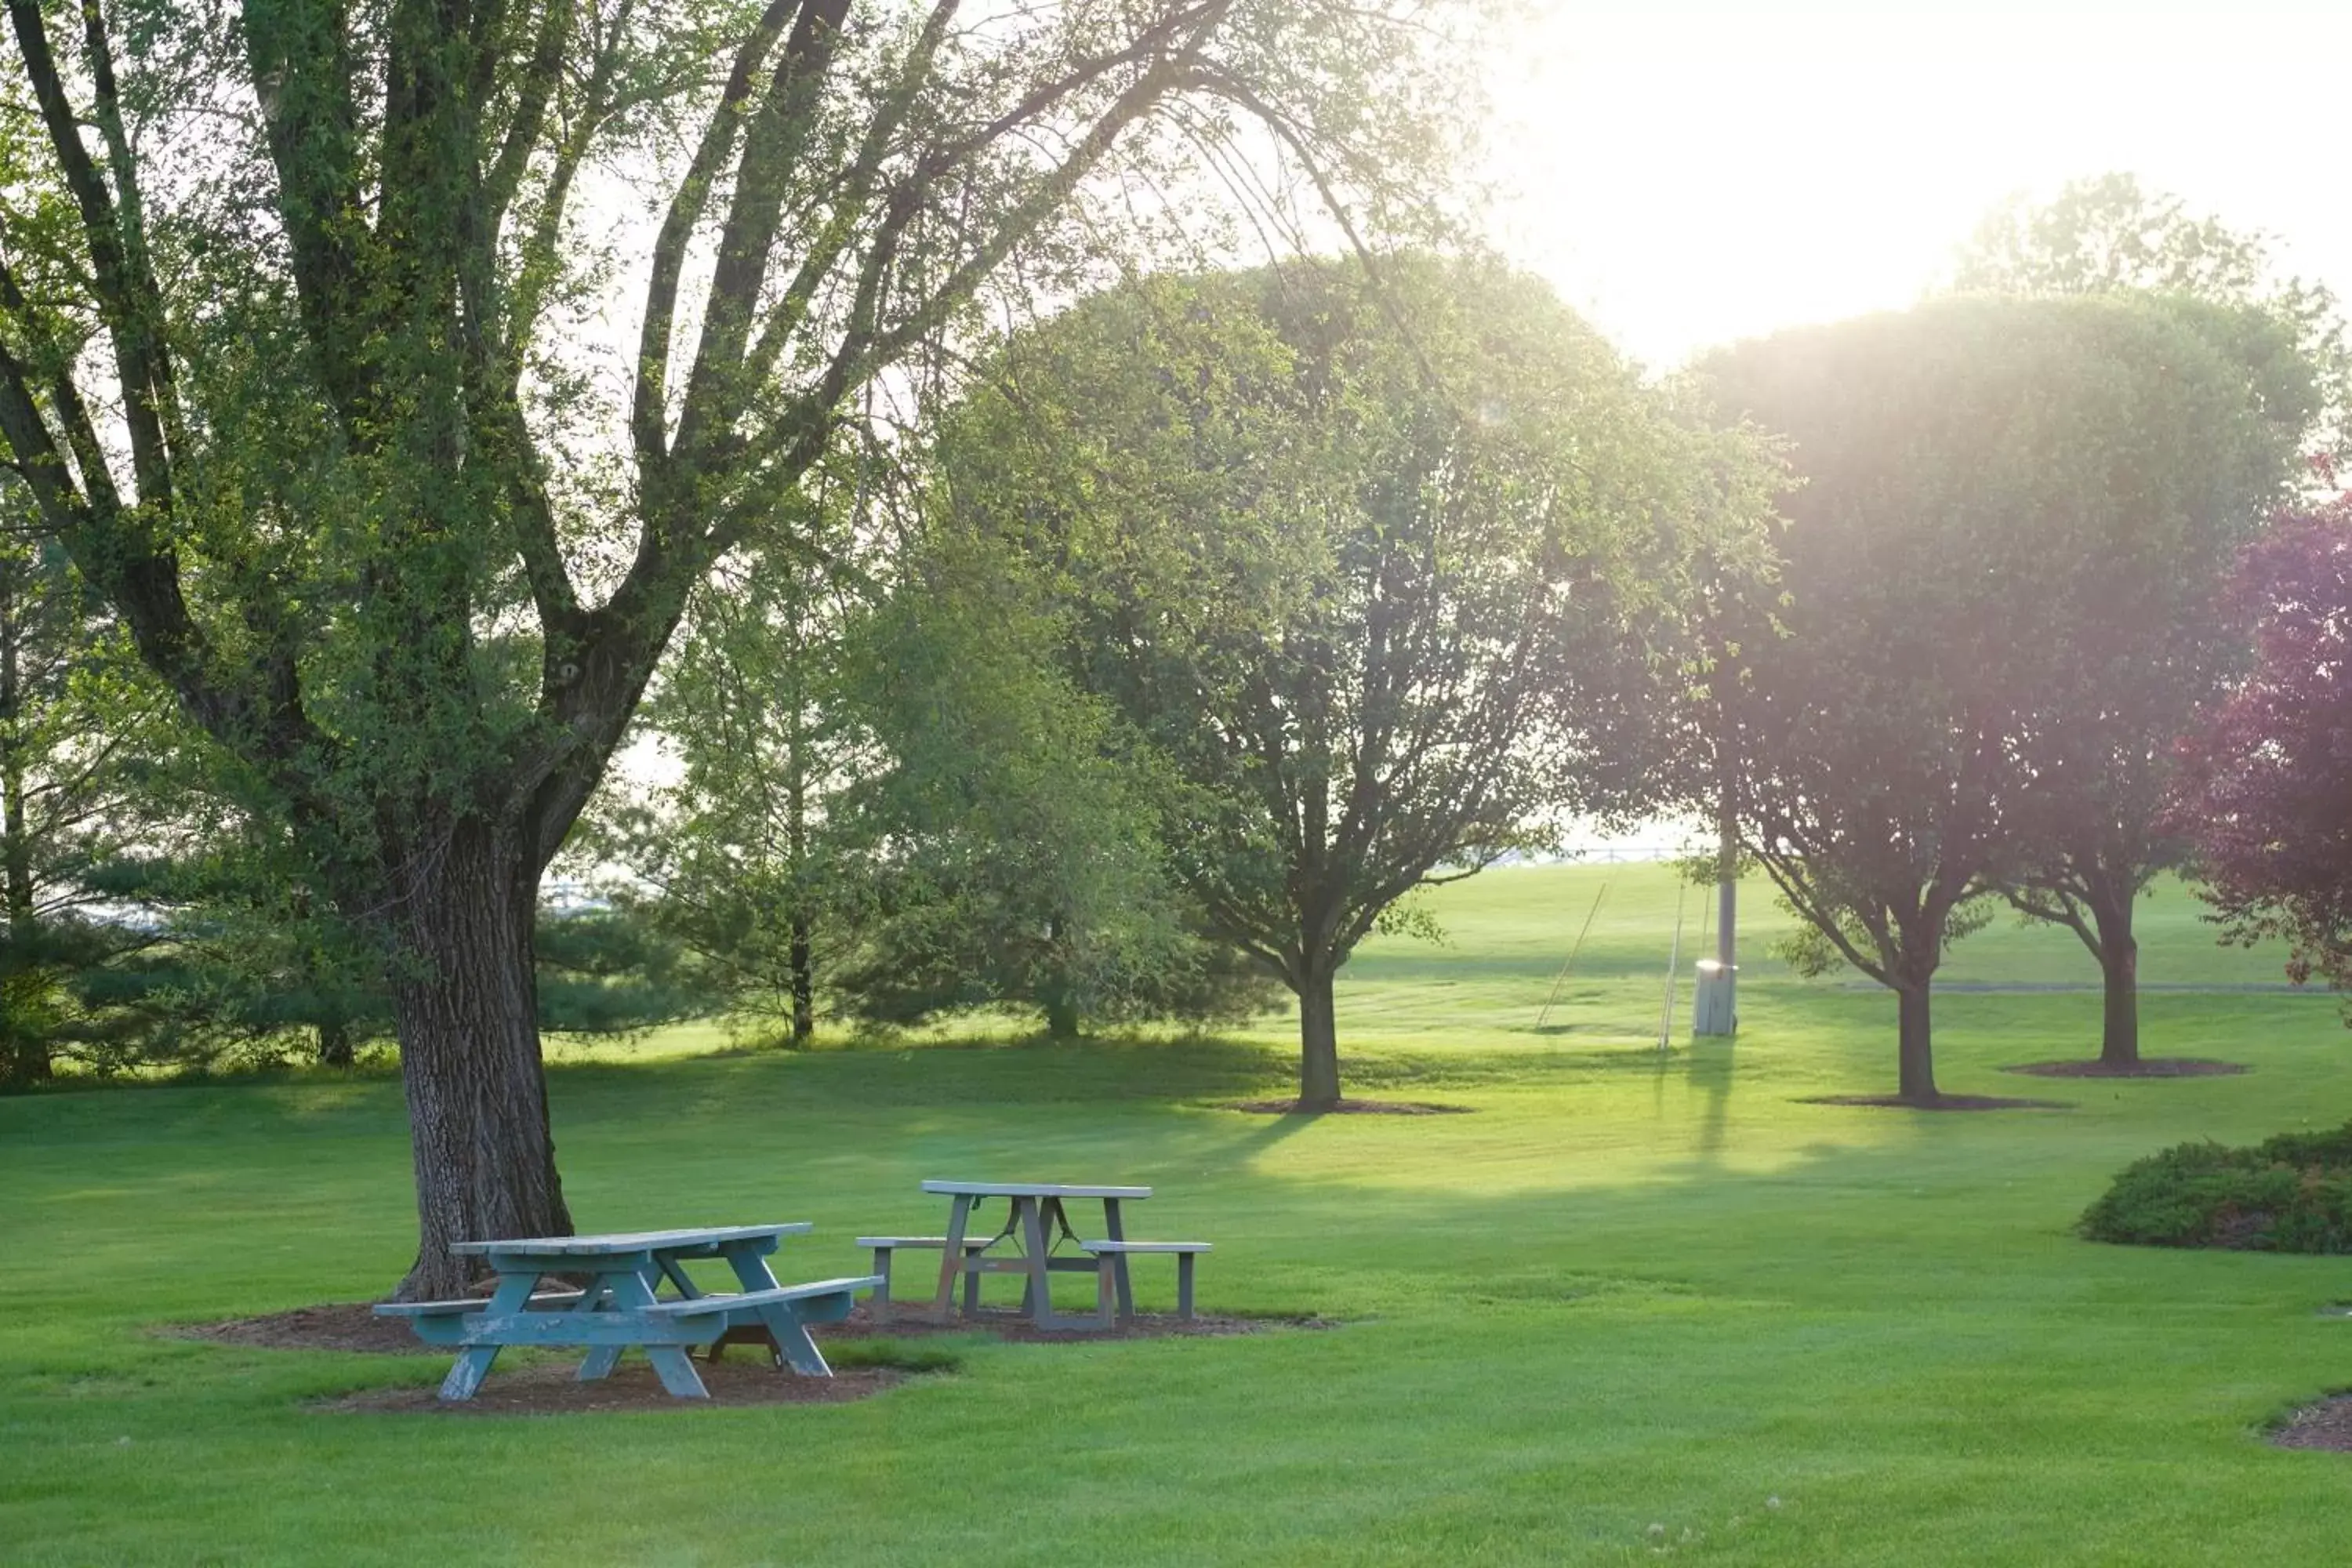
[451,1223,814,1258]
[920,1180,1152,1200]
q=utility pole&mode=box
[1693,749,1737,1036]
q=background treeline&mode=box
[12,173,2352,1122]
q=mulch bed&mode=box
[826,1306,1335,1342]
[2003,1058,2249,1079]
[165,1301,436,1356]
[176,1298,1334,1415]
[1798,1094,2073,1112]
[318,1360,912,1415]
[165,1300,1326,1356]
[2270,1395,2352,1450]
[1222,1098,1472,1116]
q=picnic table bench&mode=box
[374,1224,878,1400]
[902,1181,1209,1331]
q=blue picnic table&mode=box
[374,1224,880,1401]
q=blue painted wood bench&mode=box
[1078,1240,1210,1324]
[372,1224,879,1400]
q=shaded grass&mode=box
[5,863,2352,1563]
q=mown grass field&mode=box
[8,863,2352,1565]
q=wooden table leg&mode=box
[1017,1196,1063,1330]
[441,1270,538,1401]
[931,1194,974,1321]
[603,1267,710,1399]
[573,1275,624,1381]
[717,1240,831,1374]
[1104,1198,1134,1321]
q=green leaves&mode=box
[937,252,1773,1006]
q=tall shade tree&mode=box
[2174,502,2352,1003]
[1951,177,2319,1067]
[939,256,1774,1109]
[0,0,1479,1294]
[1704,296,2289,1102]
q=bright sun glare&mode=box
[1496,3,2352,369]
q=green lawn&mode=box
[8,864,2352,1565]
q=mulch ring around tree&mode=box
[1221,1098,1472,1116]
[165,1301,436,1356]
[1797,1094,2074,1112]
[2002,1058,2249,1079]
[2269,1394,2352,1451]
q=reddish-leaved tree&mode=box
[2176,500,2352,996]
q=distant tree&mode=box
[941,256,1773,1109]
[597,540,873,1046]
[1951,179,2317,1068]
[88,835,701,1069]
[1704,296,2289,1102]
[2173,503,2352,1003]
[0,485,168,1091]
[80,838,388,1071]
[1955,172,2350,455]
[834,535,1276,1037]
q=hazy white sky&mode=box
[1490,3,2352,369]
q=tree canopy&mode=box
[2174,502,2352,1002]
[938,254,1775,1106]
[1704,293,2292,1101]
[1948,176,2318,1066]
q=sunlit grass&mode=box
[5,862,2349,1565]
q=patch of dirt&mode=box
[318,1360,912,1415]
[1798,1094,2073,1112]
[162,1302,434,1356]
[826,1305,1338,1342]
[2003,1058,2249,1079]
[1221,1098,1472,1116]
[2270,1394,2352,1450]
[164,1300,1334,1357]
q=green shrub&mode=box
[2082,1126,2352,1253]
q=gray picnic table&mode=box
[921,1180,1152,1331]
[373,1224,880,1400]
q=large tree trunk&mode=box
[1895,979,1939,1105]
[1297,964,1341,1109]
[1044,995,1080,1040]
[2089,892,2140,1069]
[382,818,570,1301]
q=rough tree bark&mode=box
[380,816,571,1301]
